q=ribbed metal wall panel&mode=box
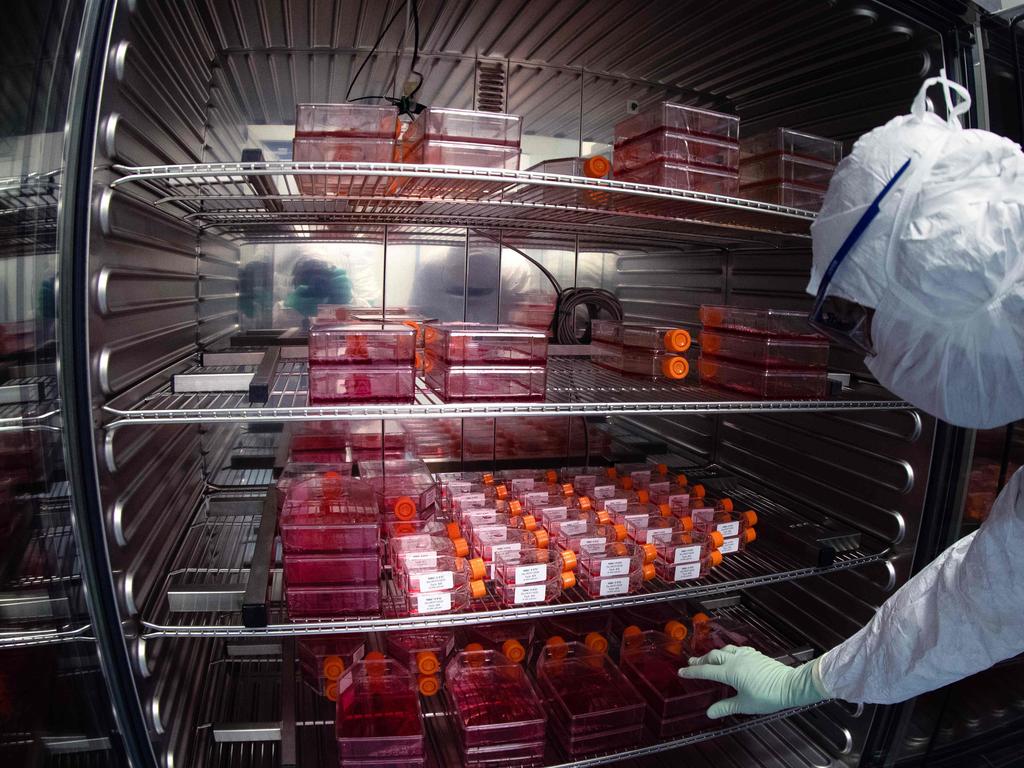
[602,230,937,766]
[89,3,223,765]
[609,242,725,461]
[198,233,241,349]
[190,0,947,147]
[83,1,970,765]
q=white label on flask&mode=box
[415,592,453,614]
[510,478,535,492]
[558,519,588,536]
[716,521,740,537]
[604,498,628,514]
[692,507,715,524]
[600,557,631,577]
[720,536,739,554]
[401,533,432,547]
[650,481,671,499]
[524,491,549,505]
[422,487,437,508]
[579,537,606,554]
[514,584,547,604]
[673,544,702,564]
[593,485,615,500]
[464,509,498,525]
[475,525,508,543]
[403,551,438,569]
[454,492,487,509]
[574,475,596,494]
[668,493,690,509]
[490,542,522,562]
[673,562,702,581]
[631,471,652,488]
[515,564,548,584]
[600,576,630,596]
[417,571,455,592]
[447,481,472,494]
[336,671,353,696]
[646,527,674,545]
[541,506,568,522]
[622,512,648,527]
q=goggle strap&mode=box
[813,157,913,314]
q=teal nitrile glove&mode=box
[285,266,353,318]
[677,645,829,718]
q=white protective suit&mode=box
[810,73,1024,703]
[681,73,1024,712]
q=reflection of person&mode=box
[680,74,1024,715]
[406,241,534,323]
[284,257,352,319]
[270,244,381,328]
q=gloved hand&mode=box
[285,264,352,318]
[677,645,829,718]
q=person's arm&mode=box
[680,467,1024,716]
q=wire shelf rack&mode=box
[0,497,94,648]
[109,162,814,245]
[190,604,841,768]
[0,171,60,258]
[142,481,887,639]
[0,375,60,432]
[105,357,910,429]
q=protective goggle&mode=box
[808,158,912,356]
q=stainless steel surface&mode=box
[240,483,279,627]
[63,0,978,766]
[0,0,133,762]
[0,624,94,648]
[110,161,813,244]
[167,584,247,614]
[204,349,308,365]
[104,357,910,428]
[40,736,114,754]
[0,375,61,432]
[173,371,255,393]
[194,0,947,144]
[188,602,836,768]
[212,725,281,743]
[279,639,297,767]
[142,477,887,638]
[0,382,45,404]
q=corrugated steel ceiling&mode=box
[193,0,954,142]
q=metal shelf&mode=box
[141,481,887,639]
[0,375,60,433]
[0,500,94,648]
[105,357,909,430]
[0,171,59,258]
[0,624,94,648]
[109,162,813,245]
[190,604,841,768]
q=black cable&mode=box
[346,95,396,103]
[408,0,424,100]
[468,228,563,294]
[389,6,408,101]
[467,230,620,343]
[553,287,623,344]
[345,2,406,103]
